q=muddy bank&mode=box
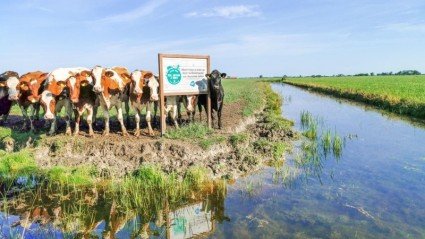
[34,108,295,179]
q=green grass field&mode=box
[285,75,425,119]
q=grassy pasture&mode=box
[285,75,425,119]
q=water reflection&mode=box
[0,180,227,238]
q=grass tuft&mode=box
[165,123,212,140]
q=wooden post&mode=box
[206,56,212,128]
[159,54,166,136]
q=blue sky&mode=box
[1,0,424,76]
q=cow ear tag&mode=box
[81,82,88,87]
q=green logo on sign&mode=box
[166,65,182,85]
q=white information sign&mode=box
[161,57,208,95]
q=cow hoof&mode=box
[73,132,79,136]
[122,131,129,137]
[134,131,140,137]
[102,131,109,136]
[148,131,154,137]
[66,131,72,136]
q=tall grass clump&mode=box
[300,111,314,129]
[199,136,226,150]
[262,84,294,131]
[0,150,38,181]
[321,130,332,155]
[229,133,248,147]
[332,135,343,159]
[165,123,212,139]
[46,166,99,187]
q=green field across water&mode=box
[285,75,425,119]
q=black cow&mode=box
[0,71,20,125]
[198,69,226,129]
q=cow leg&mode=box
[65,101,72,136]
[48,117,57,136]
[102,107,110,136]
[198,102,203,121]
[134,108,141,137]
[177,100,182,123]
[218,109,222,129]
[74,109,81,136]
[172,105,179,128]
[93,96,101,128]
[211,110,215,129]
[86,105,94,137]
[124,100,130,127]
[116,106,128,136]
[146,103,154,136]
[19,105,29,130]
[34,103,40,121]
[153,101,158,124]
[28,104,36,131]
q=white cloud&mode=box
[185,5,261,19]
[95,0,167,24]
[378,22,425,32]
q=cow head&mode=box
[130,70,145,95]
[46,79,67,97]
[6,76,20,101]
[18,72,47,103]
[185,95,198,113]
[67,71,92,103]
[207,70,226,90]
[40,90,56,120]
[0,71,20,101]
[91,66,104,93]
[144,72,159,101]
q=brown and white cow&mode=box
[129,70,159,136]
[40,67,89,135]
[91,66,131,136]
[66,71,96,136]
[181,95,198,122]
[16,71,48,130]
[0,71,20,124]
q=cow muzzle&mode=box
[8,95,19,101]
[44,113,55,120]
[93,85,103,93]
[71,98,79,103]
[187,105,194,112]
[151,94,159,101]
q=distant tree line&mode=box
[286,69,423,78]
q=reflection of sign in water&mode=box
[161,57,208,94]
[169,202,212,239]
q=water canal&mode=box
[210,83,425,238]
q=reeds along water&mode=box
[0,166,228,238]
[291,111,347,183]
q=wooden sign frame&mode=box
[158,53,211,135]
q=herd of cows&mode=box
[0,67,225,137]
